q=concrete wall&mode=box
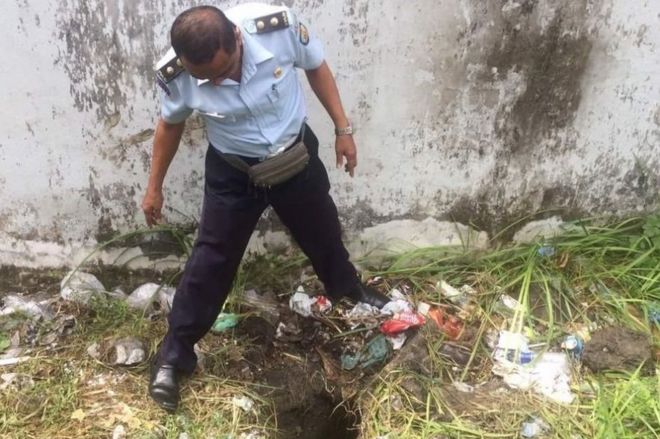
[1,0,658,267]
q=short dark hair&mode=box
[170,6,237,65]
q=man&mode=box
[143,3,389,412]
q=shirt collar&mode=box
[196,31,274,87]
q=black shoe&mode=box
[149,364,180,412]
[345,284,390,309]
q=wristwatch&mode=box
[335,124,353,136]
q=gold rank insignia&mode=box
[298,22,309,45]
[274,67,283,78]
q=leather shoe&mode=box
[149,364,180,412]
[345,283,390,309]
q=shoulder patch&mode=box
[298,22,309,45]
[246,11,290,34]
[155,48,184,85]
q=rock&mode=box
[107,288,128,301]
[60,270,105,304]
[583,326,653,374]
[126,283,162,310]
[111,337,146,366]
[157,286,177,312]
[0,294,52,320]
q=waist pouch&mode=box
[219,140,310,188]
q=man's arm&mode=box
[141,118,186,226]
[305,61,357,177]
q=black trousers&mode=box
[159,125,358,373]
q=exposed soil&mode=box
[204,311,363,438]
[582,326,654,375]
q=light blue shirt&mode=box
[159,3,325,157]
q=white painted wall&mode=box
[1,0,658,267]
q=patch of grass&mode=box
[357,215,660,438]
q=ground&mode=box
[0,216,659,438]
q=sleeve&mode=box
[159,80,193,124]
[288,10,325,70]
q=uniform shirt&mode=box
[159,3,325,157]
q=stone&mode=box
[157,286,177,312]
[111,337,146,366]
[112,424,127,439]
[86,342,102,360]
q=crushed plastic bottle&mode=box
[561,335,584,359]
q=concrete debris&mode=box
[60,270,105,304]
[111,337,146,366]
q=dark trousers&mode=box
[159,125,358,373]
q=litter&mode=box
[0,295,52,320]
[231,395,255,412]
[438,280,466,304]
[60,270,105,304]
[427,308,463,339]
[493,330,533,364]
[452,381,474,393]
[561,335,584,359]
[537,245,556,257]
[648,302,660,324]
[345,302,381,329]
[492,352,574,404]
[288,288,332,317]
[126,283,164,311]
[211,313,240,333]
[521,417,551,437]
[380,289,413,315]
[341,334,392,370]
[313,295,332,314]
[380,312,425,335]
[387,333,407,350]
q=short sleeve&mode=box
[288,10,325,70]
[159,81,193,124]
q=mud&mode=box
[582,326,654,375]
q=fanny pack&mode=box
[218,128,310,188]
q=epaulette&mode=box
[244,10,290,34]
[154,48,184,95]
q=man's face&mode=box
[181,28,242,85]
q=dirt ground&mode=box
[582,326,654,374]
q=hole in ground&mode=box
[277,394,360,439]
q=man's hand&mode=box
[142,188,164,227]
[335,135,357,177]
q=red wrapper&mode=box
[380,312,426,335]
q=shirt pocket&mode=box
[266,67,295,121]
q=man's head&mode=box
[170,6,242,83]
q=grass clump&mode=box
[358,215,660,438]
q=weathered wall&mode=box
[1,0,658,267]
